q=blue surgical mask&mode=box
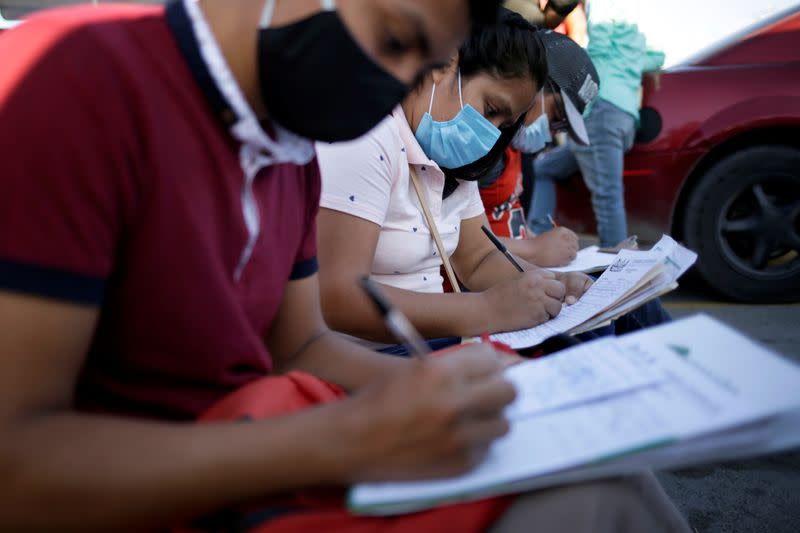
[414,71,501,169]
[512,92,552,154]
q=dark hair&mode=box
[457,9,548,91]
[441,12,547,189]
[468,0,503,27]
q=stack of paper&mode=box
[349,315,800,516]
[491,235,697,350]
[547,245,617,274]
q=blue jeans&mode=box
[378,337,461,357]
[527,99,637,248]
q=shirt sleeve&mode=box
[462,181,488,220]
[316,117,398,227]
[642,48,666,73]
[290,161,322,280]
[0,25,132,305]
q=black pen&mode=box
[481,225,525,273]
[359,277,430,358]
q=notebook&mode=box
[491,235,697,350]
[547,245,617,274]
[349,315,800,515]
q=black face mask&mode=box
[258,6,409,143]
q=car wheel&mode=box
[683,145,800,303]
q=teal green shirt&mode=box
[587,20,665,121]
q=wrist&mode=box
[472,290,498,335]
[518,237,543,265]
[304,397,371,485]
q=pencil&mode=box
[481,225,525,273]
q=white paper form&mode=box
[505,337,666,419]
[548,245,617,274]
[349,316,800,516]
[616,314,800,430]
[574,237,698,333]
[491,247,665,349]
[350,391,676,516]
[351,336,680,515]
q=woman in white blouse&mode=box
[316,11,592,349]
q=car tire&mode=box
[683,145,800,303]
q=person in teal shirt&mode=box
[527,0,665,247]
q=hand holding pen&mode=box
[349,277,517,481]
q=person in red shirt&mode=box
[0,2,689,532]
[478,30,598,268]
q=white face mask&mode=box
[511,91,552,154]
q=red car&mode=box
[556,6,800,303]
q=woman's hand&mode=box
[529,227,579,267]
[504,227,579,268]
[555,271,593,305]
[479,270,566,333]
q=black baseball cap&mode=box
[539,30,599,145]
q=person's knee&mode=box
[491,474,689,533]
[578,474,689,533]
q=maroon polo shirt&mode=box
[0,4,321,420]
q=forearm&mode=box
[0,404,356,532]
[461,249,525,292]
[273,331,409,392]
[503,236,544,267]
[323,281,492,341]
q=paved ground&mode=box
[657,276,800,533]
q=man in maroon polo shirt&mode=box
[0,0,520,528]
[0,1,691,532]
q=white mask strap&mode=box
[261,0,335,29]
[259,0,276,28]
[457,69,464,109]
[540,90,546,118]
[428,83,437,114]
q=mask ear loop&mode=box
[540,89,546,119]
[261,0,334,28]
[457,69,464,109]
[427,82,437,115]
[259,0,276,28]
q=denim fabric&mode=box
[378,336,462,357]
[527,99,636,247]
[527,144,579,234]
[613,298,672,335]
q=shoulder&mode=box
[0,5,167,117]
[316,114,406,188]
[316,114,402,162]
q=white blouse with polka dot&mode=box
[317,107,485,295]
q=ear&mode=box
[431,54,458,85]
